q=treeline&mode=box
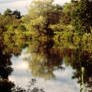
[23,0,92,50]
[0,9,27,54]
[0,0,92,51]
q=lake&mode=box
[0,39,92,92]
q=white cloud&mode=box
[54,0,71,5]
[0,0,29,14]
[0,0,71,14]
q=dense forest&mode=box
[0,0,92,92]
[1,0,92,50]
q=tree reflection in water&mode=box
[25,39,92,92]
[67,49,92,92]
[0,47,14,92]
[27,39,64,79]
[59,47,92,92]
[0,52,44,92]
[0,33,92,92]
[0,41,44,92]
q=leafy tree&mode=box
[4,9,12,16]
[23,0,62,37]
[60,3,73,25]
[12,10,21,19]
[0,9,27,55]
[71,0,92,34]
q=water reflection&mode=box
[0,36,92,92]
[0,43,44,92]
[0,47,14,92]
[27,40,64,79]
[10,50,79,92]
[66,49,92,92]
[25,39,92,92]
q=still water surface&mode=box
[9,48,80,92]
[0,39,92,92]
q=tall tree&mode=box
[71,0,92,34]
[12,10,21,19]
[23,0,62,37]
[4,9,12,16]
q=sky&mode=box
[0,0,71,15]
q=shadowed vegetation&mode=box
[0,0,92,92]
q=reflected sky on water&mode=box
[9,48,80,92]
[0,36,92,92]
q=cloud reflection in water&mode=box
[9,49,80,92]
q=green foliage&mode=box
[71,0,92,33]
[0,9,27,55]
[1,3,92,91]
[23,0,62,37]
[60,3,73,25]
[0,0,92,56]
[4,9,12,16]
[12,10,21,19]
[4,9,21,19]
